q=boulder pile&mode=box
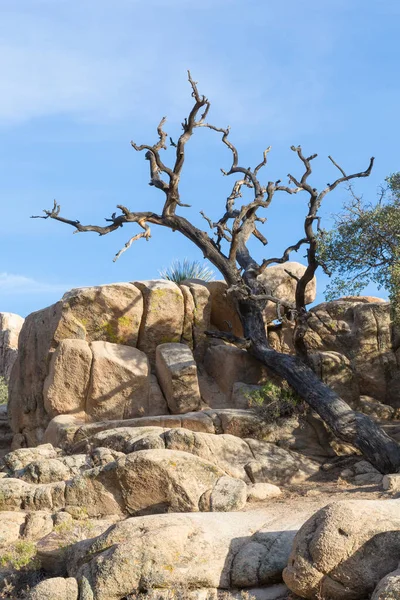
[0,269,399,599]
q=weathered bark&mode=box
[238,297,400,474]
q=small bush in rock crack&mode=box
[246,381,305,423]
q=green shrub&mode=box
[0,376,8,404]
[246,381,304,423]
[159,259,215,284]
[0,540,38,570]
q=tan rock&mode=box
[257,262,316,323]
[36,517,117,575]
[304,300,397,406]
[26,578,79,600]
[206,280,244,337]
[60,283,143,346]
[67,511,309,599]
[339,295,386,303]
[19,454,91,483]
[115,449,227,514]
[204,344,272,398]
[180,280,212,361]
[267,320,296,355]
[2,443,58,473]
[86,341,151,421]
[75,426,318,486]
[180,283,195,349]
[208,476,247,512]
[8,283,144,445]
[247,483,282,501]
[0,477,65,511]
[244,439,319,484]
[43,339,92,418]
[8,303,64,446]
[134,279,184,365]
[197,367,229,408]
[0,511,27,547]
[22,511,54,539]
[308,351,359,406]
[43,414,86,450]
[156,343,201,414]
[65,448,236,517]
[356,395,396,420]
[65,465,124,518]
[231,382,259,409]
[0,312,24,382]
[148,374,169,416]
[283,499,400,600]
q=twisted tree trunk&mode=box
[238,297,400,474]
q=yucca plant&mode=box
[159,259,215,284]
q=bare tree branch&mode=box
[34,72,400,473]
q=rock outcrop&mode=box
[66,510,307,599]
[0,312,24,382]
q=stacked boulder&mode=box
[8,264,317,449]
[1,265,400,599]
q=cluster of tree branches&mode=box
[33,72,400,473]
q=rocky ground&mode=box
[0,406,399,600]
[0,279,400,599]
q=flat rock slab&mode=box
[67,510,311,600]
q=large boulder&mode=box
[134,279,184,365]
[304,299,398,406]
[26,577,78,600]
[64,449,244,517]
[283,499,400,600]
[43,339,92,418]
[8,283,144,446]
[67,511,309,599]
[0,312,24,382]
[155,343,201,414]
[257,262,317,323]
[86,341,151,420]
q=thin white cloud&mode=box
[0,273,71,295]
[0,1,330,136]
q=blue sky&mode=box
[0,0,398,316]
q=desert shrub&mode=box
[0,376,8,404]
[159,259,215,284]
[246,381,304,423]
[0,540,38,571]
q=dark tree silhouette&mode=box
[34,72,400,473]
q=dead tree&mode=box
[34,72,400,473]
